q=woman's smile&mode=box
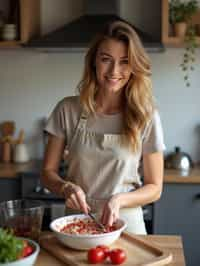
[105,77,122,86]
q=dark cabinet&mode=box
[153,183,200,266]
[0,177,21,202]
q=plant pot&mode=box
[174,22,187,38]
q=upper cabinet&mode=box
[0,0,40,48]
[162,0,200,47]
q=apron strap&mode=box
[77,110,88,130]
[66,109,88,152]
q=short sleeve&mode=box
[142,110,166,154]
[44,100,66,139]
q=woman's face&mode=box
[95,38,132,93]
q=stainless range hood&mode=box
[25,0,164,53]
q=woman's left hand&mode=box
[101,194,121,227]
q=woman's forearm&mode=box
[41,169,67,197]
[117,183,162,209]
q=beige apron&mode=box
[65,111,147,234]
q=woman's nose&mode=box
[109,62,120,75]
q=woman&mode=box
[42,20,165,234]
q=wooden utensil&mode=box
[16,129,25,144]
[0,121,15,137]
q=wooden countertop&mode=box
[0,160,42,178]
[35,234,185,266]
[164,165,200,183]
[0,160,200,184]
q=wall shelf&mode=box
[162,0,200,47]
[0,0,40,48]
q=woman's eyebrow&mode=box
[99,52,128,59]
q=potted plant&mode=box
[169,0,198,37]
[169,0,199,86]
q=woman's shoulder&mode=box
[56,95,81,113]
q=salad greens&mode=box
[0,228,23,263]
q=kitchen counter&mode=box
[0,160,42,178]
[0,160,200,183]
[164,165,200,183]
[35,234,185,266]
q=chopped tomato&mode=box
[20,240,33,258]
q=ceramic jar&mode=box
[2,24,17,41]
[13,143,30,163]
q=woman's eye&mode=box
[120,59,129,65]
[101,57,111,62]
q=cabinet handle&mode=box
[194,193,200,200]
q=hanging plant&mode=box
[180,24,199,87]
[169,0,199,87]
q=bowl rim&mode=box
[50,214,127,238]
[0,237,40,265]
[0,199,44,212]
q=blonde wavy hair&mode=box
[78,20,155,152]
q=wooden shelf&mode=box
[0,0,40,48]
[162,0,200,47]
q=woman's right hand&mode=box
[61,182,91,214]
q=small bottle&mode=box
[2,24,17,41]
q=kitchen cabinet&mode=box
[153,183,200,266]
[162,0,200,47]
[0,177,21,202]
[0,0,40,48]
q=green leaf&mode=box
[0,228,23,263]
[186,82,190,87]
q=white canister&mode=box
[14,143,30,163]
[2,24,17,41]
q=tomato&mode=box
[109,248,126,265]
[23,245,33,257]
[20,241,33,258]
[96,245,110,259]
[87,247,105,264]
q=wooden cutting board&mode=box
[39,232,173,266]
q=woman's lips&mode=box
[106,77,121,85]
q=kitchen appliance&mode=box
[165,146,193,171]
[25,0,164,52]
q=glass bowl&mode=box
[0,199,44,241]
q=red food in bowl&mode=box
[60,217,117,235]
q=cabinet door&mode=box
[153,184,200,266]
[0,178,21,202]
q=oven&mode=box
[20,173,153,233]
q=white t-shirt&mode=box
[45,96,166,155]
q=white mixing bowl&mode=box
[50,214,127,250]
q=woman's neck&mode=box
[95,90,124,115]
